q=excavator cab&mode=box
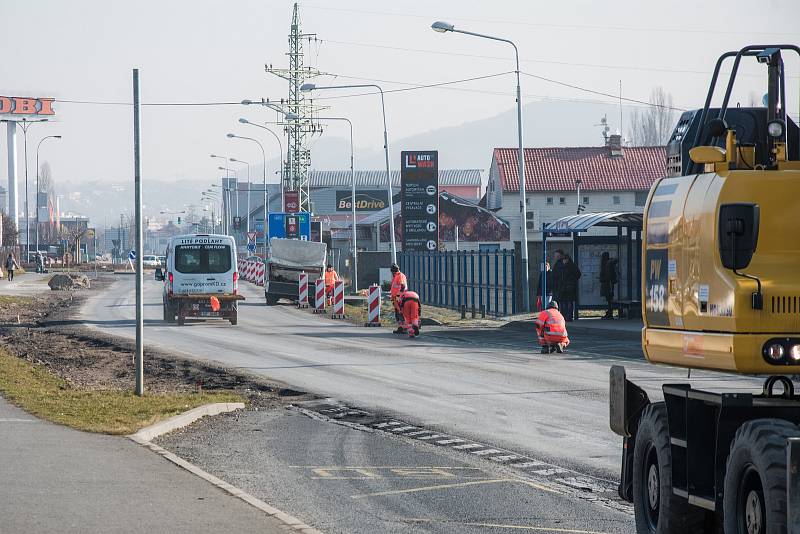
[610,45,800,534]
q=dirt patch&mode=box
[0,276,314,410]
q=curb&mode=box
[128,403,324,534]
[129,402,245,442]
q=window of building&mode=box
[546,197,554,205]
[635,191,648,206]
[583,196,590,204]
[559,197,566,205]
[613,195,621,205]
[479,243,501,252]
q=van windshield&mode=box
[174,244,232,274]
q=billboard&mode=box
[400,151,438,252]
[0,96,56,117]
[336,190,389,212]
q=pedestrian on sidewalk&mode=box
[553,251,581,321]
[5,253,19,282]
[599,252,618,319]
[534,301,570,354]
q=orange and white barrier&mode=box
[298,272,309,308]
[256,262,265,286]
[313,278,326,314]
[331,280,345,319]
[365,284,381,326]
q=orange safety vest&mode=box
[534,308,569,345]
[324,269,338,286]
[390,271,408,298]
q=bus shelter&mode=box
[541,212,643,317]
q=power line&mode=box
[54,99,242,106]
[302,4,800,37]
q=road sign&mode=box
[128,250,136,261]
[401,150,439,252]
[247,242,256,253]
[247,231,257,242]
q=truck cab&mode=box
[158,234,243,325]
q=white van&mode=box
[157,234,244,325]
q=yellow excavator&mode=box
[610,45,800,533]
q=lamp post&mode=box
[238,118,285,215]
[228,132,270,255]
[211,182,232,235]
[300,83,397,265]
[1,117,49,262]
[229,157,250,236]
[202,190,221,233]
[35,134,61,257]
[286,112,359,293]
[218,166,238,232]
[431,20,530,311]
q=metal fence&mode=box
[399,249,517,317]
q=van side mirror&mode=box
[155,267,165,281]
[719,203,759,270]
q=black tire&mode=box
[723,419,800,534]
[633,402,705,534]
[229,314,238,326]
[265,293,278,306]
[163,300,176,323]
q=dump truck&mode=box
[610,45,800,533]
[264,238,327,305]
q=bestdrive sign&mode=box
[0,96,56,116]
[336,190,388,211]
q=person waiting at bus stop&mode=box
[389,263,408,333]
[324,264,339,306]
[534,301,570,354]
[398,286,421,338]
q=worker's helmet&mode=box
[548,300,559,310]
[390,263,399,273]
[327,264,333,270]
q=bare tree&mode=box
[1,212,17,246]
[628,87,677,146]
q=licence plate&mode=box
[198,311,219,317]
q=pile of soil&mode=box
[48,273,91,290]
[0,277,312,409]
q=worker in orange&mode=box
[389,263,408,333]
[324,264,339,305]
[534,301,570,354]
[398,286,422,338]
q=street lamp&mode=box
[285,111,359,293]
[1,117,49,262]
[238,118,285,212]
[35,134,61,257]
[202,190,221,233]
[228,131,271,254]
[301,82,397,264]
[431,21,531,311]
[229,157,251,236]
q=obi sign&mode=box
[0,96,56,117]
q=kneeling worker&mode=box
[398,287,421,338]
[534,301,570,354]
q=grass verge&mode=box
[0,295,35,307]
[0,347,243,435]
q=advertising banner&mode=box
[400,150,438,252]
[335,190,389,212]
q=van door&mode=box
[173,242,234,294]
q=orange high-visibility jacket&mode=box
[390,271,408,299]
[324,269,338,286]
[534,308,569,345]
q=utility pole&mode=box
[133,69,144,396]
[265,2,323,212]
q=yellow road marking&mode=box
[400,518,613,533]
[351,478,509,499]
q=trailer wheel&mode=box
[265,293,278,306]
[633,402,705,534]
[723,419,800,534]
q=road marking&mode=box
[435,438,465,445]
[0,418,36,422]
[471,448,504,456]
[417,434,447,440]
[351,478,509,499]
[452,443,484,450]
[398,518,613,533]
[390,426,417,432]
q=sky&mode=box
[1,0,799,199]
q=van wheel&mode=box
[633,402,705,533]
[229,314,238,325]
[177,316,185,326]
[163,301,175,323]
[723,419,800,534]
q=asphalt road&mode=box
[156,405,635,534]
[82,276,764,482]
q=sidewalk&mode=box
[0,273,52,296]
[0,396,291,534]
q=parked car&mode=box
[142,255,160,268]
